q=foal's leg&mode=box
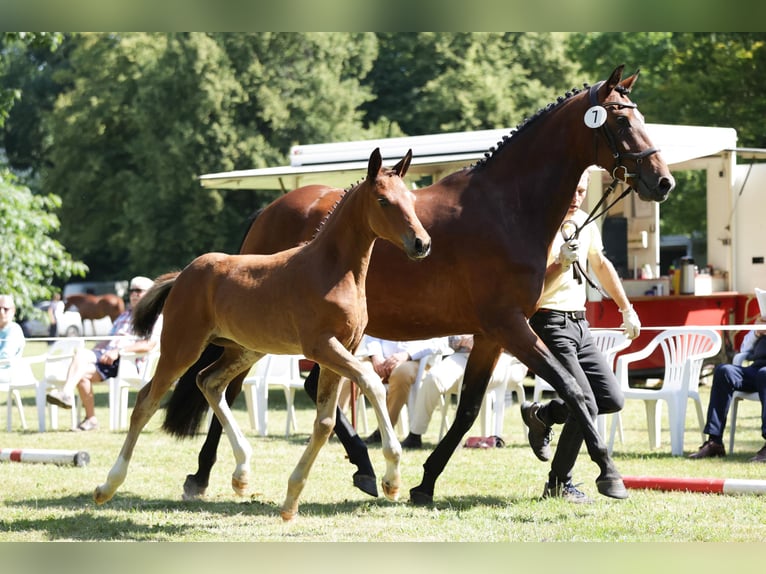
[94,361,185,504]
[315,337,401,500]
[197,348,262,497]
[281,366,342,521]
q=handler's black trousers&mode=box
[529,309,624,484]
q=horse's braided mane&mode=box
[310,178,359,240]
[472,83,591,170]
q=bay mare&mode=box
[94,149,431,520]
[166,65,675,505]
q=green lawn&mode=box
[2,341,766,542]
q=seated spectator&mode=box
[359,335,450,445]
[689,316,766,462]
[46,276,160,431]
[400,335,473,449]
[0,294,26,372]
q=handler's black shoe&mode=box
[401,433,423,449]
[364,429,381,445]
[521,401,553,461]
[542,479,592,504]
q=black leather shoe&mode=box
[688,439,725,459]
[364,429,381,445]
[401,433,423,449]
[521,401,553,461]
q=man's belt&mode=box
[533,308,586,321]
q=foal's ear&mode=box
[367,147,383,181]
[392,149,413,179]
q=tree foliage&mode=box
[2,32,765,290]
[0,170,87,317]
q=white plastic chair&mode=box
[728,351,760,453]
[532,329,631,438]
[608,328,722,456]
[242,354,305,436]
[1,355,45,431]
[437,351,527,440]
[35,339,85,431]
[107,348,161,431]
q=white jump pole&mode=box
[623,475,766,495]
[0,448,90,467]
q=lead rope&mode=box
[564,177,634,298]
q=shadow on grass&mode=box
[3,488,518,540]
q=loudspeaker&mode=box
[602,217,628,278]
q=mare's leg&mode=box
[197,348,262,497]
[303,363,377,496]
[410,338,500,505]
[94,359,189,504]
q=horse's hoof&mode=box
[381,480,400,502]
[409,487,433,506]
[231,476,249,497]
[182,474,207,501]
[353,472,379,498]
[93,486,111,505]
[280,509,297,522]
[596,477,629,499]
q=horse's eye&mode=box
[378,197,390,207]
[616,115,630,128]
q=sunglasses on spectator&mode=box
[129,289,145,294]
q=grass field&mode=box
[2,341,766,543]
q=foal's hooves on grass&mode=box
[93,486,110,505]
[280,509,297,522]
[382,480,400,502]
[182,475,207,501]
[231,476,249,497]
[353,472,379,498]
[596,478,629,499]
[409,488,433,506]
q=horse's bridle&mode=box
[578,81,661,230]
[563,81,662,293]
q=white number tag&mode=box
[584,105,607,128]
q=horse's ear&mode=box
[605,64,625,92]
[392,149,413,179]
[367,147,383,181]
[619,68,640,93]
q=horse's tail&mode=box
[132,272,179,338]
[162,210,265,439]
[162,344,224,438]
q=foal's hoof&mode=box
[182,474,208,501]
[596,477,629,499]
[280,509,297,522]
[409,487,433,506]
[231,475,249,497]
[353,472,379,498]
[93,486,111,505]
[381,479,400,502]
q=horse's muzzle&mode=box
[408,236,432,260]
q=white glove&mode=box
[620,305,641,339]
[556,239,579,269]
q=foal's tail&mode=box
[132,272,179,338]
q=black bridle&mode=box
[564,81,662,293]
